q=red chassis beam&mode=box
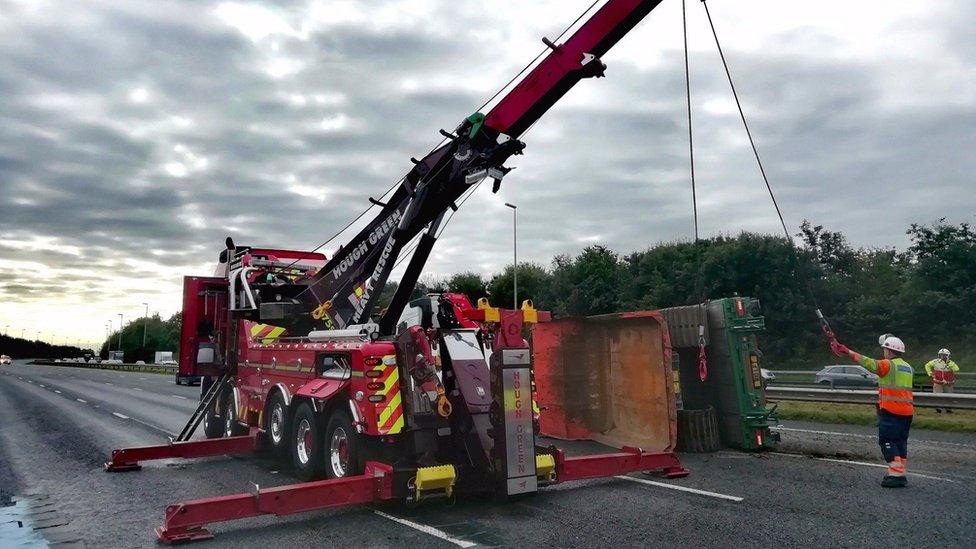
[553,447,689,481]
[156,462,394,544]
[152,449,686,543]
[105,431,260,472]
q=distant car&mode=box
[104,359,123,364]
[760,368,775,383]
[135,360,146,365]
[175,372,202,386]
[815,365,878,388]
[0,355,11,365]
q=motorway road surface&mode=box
[2,360,974,548]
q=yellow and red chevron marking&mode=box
[249,322,286,345]
[373,357,404,435]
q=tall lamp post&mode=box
[504,202,518,309]
[142,302,149,348]
[117,313,124,353]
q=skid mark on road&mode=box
[615,475,743,502]
[374,510,477,547]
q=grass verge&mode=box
[774,401,976,433]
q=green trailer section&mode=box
[660,296,778,451]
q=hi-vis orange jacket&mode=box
[852,354,914,416]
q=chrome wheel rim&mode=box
[270,404,284,445]
[296,419,312,465]
[330,427,349,477]
[223,405,235,437]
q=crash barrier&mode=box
[766,386,976,410]
[29,360,177,375]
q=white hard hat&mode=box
[939,348,951,357]
[878,333,894,346]
[881,336,905,354]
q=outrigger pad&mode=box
[533,311,678,453]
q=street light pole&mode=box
[117,313,123,354]
[142,302,149,348]
[504,202,518,309]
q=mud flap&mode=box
[533,311,677,453]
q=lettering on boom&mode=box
[350,233,397,321]
[330,209,403,281]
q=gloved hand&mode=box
[830,340,851,357]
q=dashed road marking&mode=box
[27,380,33,383]
[39,384,45,388]
[171,395,188,400]
[76,399,87,403]
[770,452,954,482]
[615,475,744,502]
[374,510,476,547]
[133,387,143,391]
[112,412,130,420]
[54,390,62,394]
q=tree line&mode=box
[402,218,974,369]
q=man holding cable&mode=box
[830,333,914,488]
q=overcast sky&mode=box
[1,0,974,348]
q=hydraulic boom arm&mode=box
[300,0,665,335]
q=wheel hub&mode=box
[330,427,349,477]
[270,405,284,444]
[296,419,312,465]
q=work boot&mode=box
[881,475,907,488]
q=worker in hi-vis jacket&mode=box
[831,334,914,488]
[925,348,959,413]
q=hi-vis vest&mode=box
[853,354,914,416]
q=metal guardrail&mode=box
[766,386,976,410]
[770,370,975,378]
[30,360,177,375]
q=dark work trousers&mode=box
[878,409,913,462]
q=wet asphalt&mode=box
[1,360,974,548]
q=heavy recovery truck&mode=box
[104,0,691,542]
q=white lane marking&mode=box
[112,412,130,420]
[774,426,974,449]
[27,380,33,383]
[105,382,113,385]
[139,377,146,380]
[133,387,143,391]
[171,394,188,400]
[54,390,62,394]
[76,399,87,403]
[39,384,46,388]
[614,475,744,502]
[374,510,476,548]
[770,452,954,482]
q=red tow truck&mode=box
[105,0,687,542]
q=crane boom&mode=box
[300,0,665,334]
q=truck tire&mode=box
[291,402,325,481]
[263,392,290,457]
[676,406,720,453]
[203,399,224,439]
[324,410,361,479]
[222,392,248,438]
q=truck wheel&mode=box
[292,402,325,481]
[203,396,223,439]
[222,393,248,437]
[263,392,290,457]
[324,410,361,479]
